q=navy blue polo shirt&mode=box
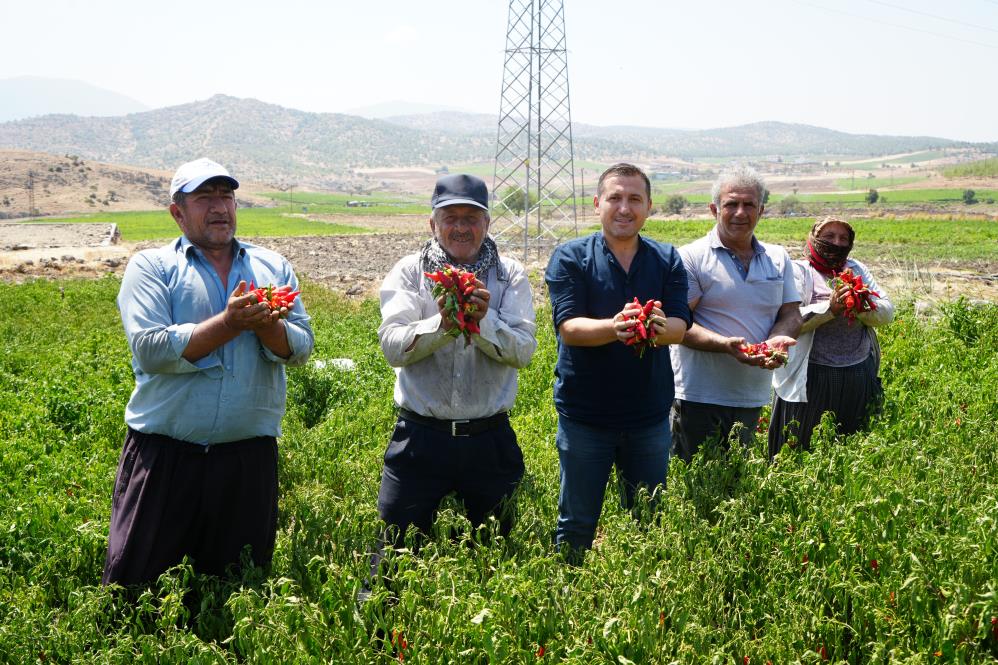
[545,232,691,429]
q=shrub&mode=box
[865,188,879,204]
[664,194,688,215]
[778,195,803,215]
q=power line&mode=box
[791,0,998,50]
[866,0,998,35]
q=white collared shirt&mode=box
[378,254,537,420]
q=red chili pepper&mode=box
[427,264,481,344]
[741,342,788,366]
[247,282,299,319]
[832,268,880,326]
[621,298,661,358]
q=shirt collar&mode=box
[177,235,246,259]
[707,225,764,255]
[597,231,648,258]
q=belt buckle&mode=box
[451,419,471,437]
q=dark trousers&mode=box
[102,428,279,586]
[670,399,761,463]
[376,414,524,545]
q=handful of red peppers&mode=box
[831,268,879,325]
[622,297,660,358]
[248,282,300,319]
[424,264,481,342]
[740,341,789,366]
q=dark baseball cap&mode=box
[431,174,489,211]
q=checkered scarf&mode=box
[419,236,504,283]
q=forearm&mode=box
[559,316,617,347]
[654,317,687,346]
[768,306,802,340]
[680,322,735,353]
[473,310,537,368]
[255,320,291,359]
[182,312,241,362]
[380,316,455,367]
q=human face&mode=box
[170,179,237,252]
[595,175,652,242]
[816,222,851,248]
[430,204,489,264]
[710,184,763,248]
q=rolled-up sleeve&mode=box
[662,249,692,327]
[378,259,454,367]
[679,245,702,304]
[118,253,216,375]
[260,265,314,366]
[474,260,537,368]
[854,261,894,328]
[780,248,802,304]
[545,245,585,330]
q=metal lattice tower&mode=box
[491,0,577,263]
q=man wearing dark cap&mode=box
[102,158,314,586]
[375,174,537,547]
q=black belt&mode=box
[398,409,509,437]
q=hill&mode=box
[0,96,495,189]
[1,95,995,190]
[382,111,986,160]
[0,150,268,218]
[0,77,149,123]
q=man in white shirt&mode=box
[376,174,537,546]
[670,166,801,462]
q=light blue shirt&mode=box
[671,226,800,408]
[118,236,314,444]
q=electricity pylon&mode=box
[491,0,577,263]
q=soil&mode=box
[1,216,995,304]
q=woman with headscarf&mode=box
[768,216,894,457]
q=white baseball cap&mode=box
[169,158,240,198]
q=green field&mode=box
[632,217,998,265]
[943,159,998,179]
[833,176,926,190]
[773,189,998,205]
[31,208,373,242]
[624,217,998,265]
[263,191,429,216]
[1,277,997,662]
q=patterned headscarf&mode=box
[806,216,855,276]
[419,235,505,283]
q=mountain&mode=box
[0,95,494,188]
[0,77,149,123]
[0,95,991,189]
[381,112,981,161]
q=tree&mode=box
[865,189,879,205]
[500,186,537,214]
[962,189,978,205]
[664,194,687,215]
[778,195,803,216]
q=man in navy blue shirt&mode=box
[545,163,690,560]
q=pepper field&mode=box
[1,277,997,663]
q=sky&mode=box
[2,0,997,142]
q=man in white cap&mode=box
[102,158,314,586]
[374,174,536,554]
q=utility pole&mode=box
[492,0,578,263]
[27,171,35,218]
